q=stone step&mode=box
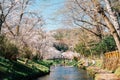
[95,73,120,80]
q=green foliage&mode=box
[74,43,90,56]
[0,35,18,60]
[4,43,18,60]
[115,67,120,77]
[93,35,116,54]
[74,43,86,54]
[53,42,68,52]
[0,35,6,55]
[65,60,78,66]
[36,60,53,68]
[22,47,32,59]
[0,57,50,80]
[74,35,116,56]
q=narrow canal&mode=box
[36,66,93,80]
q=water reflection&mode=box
[36,66,93,80]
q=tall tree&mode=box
[65,0,120,53]
[0,0,16,34]
[91,0,120,52]
[104,0,120,37]
[65,0,106,41]
[0,0,45,59]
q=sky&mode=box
[29,0,66,31]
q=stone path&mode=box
[95,73,120,80]
[87,66,120,80]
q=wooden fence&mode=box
[103,51,120,71]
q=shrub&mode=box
[0,35,6,55]
[4,42,18,60]
[93,35,116,54]
[74,35,116,56]
[22,47,33,59]
[53,42,68,52]
[0,35,19,60]
[74,43,90,56]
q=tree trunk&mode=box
[0,14,4,34]
[101,13,120,52]
[0,20,2,34]
[16,25,19,36]
[105,0,120,37]
[92,0,120,53]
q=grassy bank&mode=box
[85,59,120,79]
[0,57,52,80]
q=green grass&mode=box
[0,57,80,80]
[94,59,103,68]
[64,60,78,66]
[114,67,120,77]
[46,59,78,66]
[0,57,51,80]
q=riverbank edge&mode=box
[86,65,120,80]
[18,59,51,80]
[23,70,50,80]
[77,59,120,79]
[0,57,52,80]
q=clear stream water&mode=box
[36,66,93,80]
